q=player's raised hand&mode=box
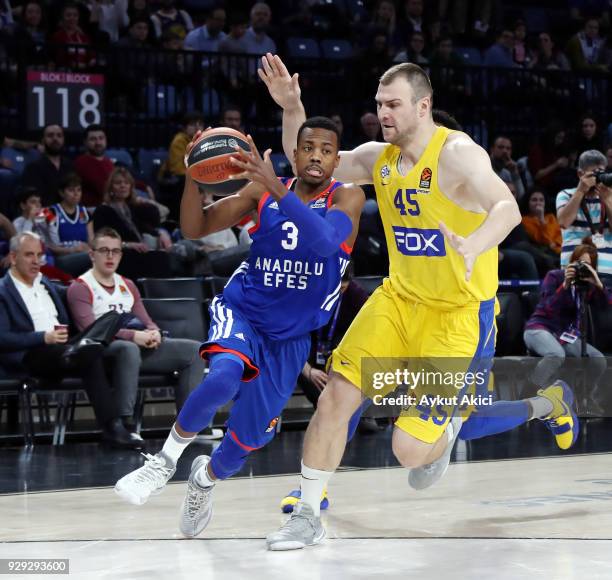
[230,135,279,191]
[258,53,301,110]
[439,221,477,282]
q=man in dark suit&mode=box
[0,231,140,448]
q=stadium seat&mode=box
[202,275,229,299]
[117,250,172,280]
[456,47,482,67]
[286,37,321,59]
[344,0,368,21]
[271,153,292,176]
[0,147,27,174]
[354,275,384,295]
[138,149,168,184]
[141,298,207,341]
[320,39,353,60]
[139,277,205,302]
[202,88,221,118]
[495,292,525,356]
[145,84,177,118]
[106,148,134,169]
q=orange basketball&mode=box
[186,127,251,196]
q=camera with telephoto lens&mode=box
[593,170,612,187]
[569,261,591,286]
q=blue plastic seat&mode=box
[106,148,134,169]
[286,37,321,59]
[320,39,353,60]
[138,149,169,183]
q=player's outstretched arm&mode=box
[259,53,383,185]
[180,131,262,239]
[439,137,521,281]
[230,135,365,256]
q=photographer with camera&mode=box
[557,149,612,284]
[524,239,609,391]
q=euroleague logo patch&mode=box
[419,167,432,189]
[265,417,280,433]
[380,164,391,185]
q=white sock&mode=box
[300,461,333,517]
[160,424,195,466]
[528,396,554,420]
[194,463,216,488]
[446,420,455,444]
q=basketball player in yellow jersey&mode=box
[260,54,579,551]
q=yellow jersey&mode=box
[373,126,498,310]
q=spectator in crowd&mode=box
[218,11,249,54]
[49,2,95,70]
[360,32,392,100]
[363,0,399,50]
[127,0,155,42]
[0,211,16,270]
[520,189,562,273]
[161,111,204,179]
[42,173,92,276]
[67,227,214,438]
[483,29,516,68]
[566,17,608,72]
[12,188,44,235]
[557,149,612,282]
[429,36,468,105]
[528,123,572,195]
[437,0,496,37]
[150,0,193,40]
[569,0,611,23]
[88,0,129,43]
[116,15,151,48]
[393,31,429,65]
[523,240,608,395]
[220,106,243,132]
[22,125,74,206]
[360,112,382,142]
[574,114,606,157]
[397,0,430,44]
[529,32,571,71]
[9,0,48,65]
[0,231,141,448]
[512,19,533,67]
[499,218,540,280]
[183,6,226,52]
[74,124,114,207]
[156,29,194,85]
[0,0,13,32]
[490,135,526,199]
[244,2,276,56]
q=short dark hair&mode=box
[92,227,122,247]
[570,237,598,270]
[59,172,82,191]
[83,124,105,139]
[17,187,41,206]
[297,116,341,149]
[432,109,462,131]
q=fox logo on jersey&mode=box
[419,167,432,189]
[392,227,446,257]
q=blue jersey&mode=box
[49,203,89,247]
[223,177,352,340]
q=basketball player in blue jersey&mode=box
[114,116,365,537]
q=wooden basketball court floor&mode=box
[2,449,612,579]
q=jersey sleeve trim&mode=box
[199,343,260,381]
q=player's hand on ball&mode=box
[183,127,212,169]
[439,221,477,282]
[258,53,301,110]
[230,135,278,190]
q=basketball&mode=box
[186,127,251,196]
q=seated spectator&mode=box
[88,0,129,43]
[359,32,393,102]
[160,111,204,179]
[528,123,571,195]
[220,105,243,132]
[523,240,608,396]
[244,2,276,56]
[483,29,517,68]
[362,0,399,49]
[392,31,429,65]
[116,15,152,48]
[155,29,194,85]
[0,231,141,448]
[0,211,16,270]
[74,124,114,208]
[218,11,249,55]
[22,124,74,206]
[183,6,226,52]
[557,149,612,283]
[574,114,606,157]
[12,188,44,235]
[566,17,608,72]
[490,135,526,200]
[150,0,193,40]
[8,0,48,65]
[360,112,382,142]
[49,2,95,70]
[127,0,155,43]
[521,189,561,274]
[512,19,534,67]
[529,32,571,71]
[43,173,92,276]
[499,221,540,281]
[67,227,211,433]
[396,0,431,46]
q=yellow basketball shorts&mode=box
[331,280,497,444]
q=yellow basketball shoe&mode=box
[280,488,329,513]
[538,380,579,450]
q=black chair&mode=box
[354,275,384,295]
[496,292,526,356]
[202,275,230,299]
[117,250,173,280]
[0,377,32,445]
[141,297,207,341]
[139,277,204,301]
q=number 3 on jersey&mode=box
[394,188,420,216]
[281,221,298,250]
